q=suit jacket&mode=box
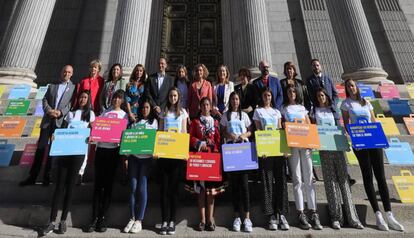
[306,73,338,111]
[41,80,76,129]
[144,73,174,110]
[213,81,234,113]
[253,75,284,110]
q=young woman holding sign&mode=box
[86,89,128,233]
[311,88,363,230]
[158,87,188,235]
[39,91,95,236]
[188,97,222,231]
[220,91,253,233]
[123,100,158,234]
[281,86,322,230]
[253,88,290,231]
[341,79,404,231]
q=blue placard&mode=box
[222,142,258,172]
[385,138,414,165]
[35,85,49,100]
[388,99,412,116]
[0,141,15,166]
[34,101,44,116]
[8,85,31,99]
[50,128,90,156]
[347,118,388,149]
[318,125,350,151]
[357,83,375,98]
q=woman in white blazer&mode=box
[214,64,234,116]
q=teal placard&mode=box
[5,100,30,116]
[35,86,49,100]
[318,125,350,151]
[120,129,156,155]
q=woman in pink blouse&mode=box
[188,64,214,119]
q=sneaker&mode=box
[332,221,341,230]
[310,212,323,230]
[268,215,278,230]
[386,212,404,231]
[85,218,98,233]
[39,222,55,236]
[123,219,135,233]
[243,218,253,233]
[279,215,290,230]
[130,220,142,233]
[350,222,364,229]
[375,211,389,231]
[167,221,175,235]
[232,217,241,232]
[160,221,168,235]
[298,212,311,230]
[95,217,107,232]
[56,220,66,234]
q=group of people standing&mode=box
[18,57,404,236]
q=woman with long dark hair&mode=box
[126,64,146,122]
[100,63,128,113]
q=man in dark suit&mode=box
[306,59,338,111]
[144,57,174,114]
[19,65,76,186]
[252,60,284,110]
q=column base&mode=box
[342,67,392,85]
[0,68,37,89]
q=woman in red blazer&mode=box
[188,64,214,119]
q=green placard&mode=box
[370,100,384,115]
[255,129,290,157]
[120,129,156,155]
[5,100,30,116]
[311,151,321,166]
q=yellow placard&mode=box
[392,170,414,203]
[375,114,400,135]
[255,130,290,157]
[154,131,189,160]
[0,85,5,98]
[346,142,359,165]
[31,118,42,137]
[406,83,414,99]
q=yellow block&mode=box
[406,83,414,99]
[375,114,400,135]
[31,118,42,137]
[154,131,189,160]
[346,142,359,165]
[255,129,290,157]
[392,170,414,203]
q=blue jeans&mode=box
[128,157,152,220]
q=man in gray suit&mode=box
[20,65,76,186]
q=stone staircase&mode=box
[1,85,414,237]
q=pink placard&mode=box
[379,84,400,99]
[19,144,48,166]
[90,117,128,143]
[336,84,346,99]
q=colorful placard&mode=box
[375,114,400,135]
[285,122,320,149]
[392,170,414,203]
[255,129,290,157]
[19,144,38,166]
[388,99,412,116]
[35,85,49,100]
[0,85,6,98]
[335,84,346,99]
[0,140,15,166]
[34,101,44,116]
[49,128,90,156]
[385,138,414,165]
[403,114,414,135]
[222,142,258,172]
[120,129,156,155]
[357,83,375,98]
[368,99,384,115]
[186,152,222,181]
[347,118,388,149]
[4,99,30,116]
[31,118,42,137]
[346,142,359,165]
[407,83,414,99]
[317,125,350,151]
[0,117,26,137]
[8,85,31,99]
[154,131,189,160]
[378,83,400,99]
[311,151,321,166]
[90,117,128,143]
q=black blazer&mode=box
[234,83,256,118]
[144,72,174,109]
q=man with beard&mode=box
[252,60,283,110]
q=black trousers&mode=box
[229,171,250,213]
[353,148,391,212]
[50,156,83,222]
[29,126,55,181]
[158,158,182,223]
[91,147,120,219]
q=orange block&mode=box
[285,122,320,149]
[0,117,27,137]
[403,114,414,135]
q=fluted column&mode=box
[325,0,390,83]
[0,0,56,88]
[109,0,152,79]
[222,0,273,77]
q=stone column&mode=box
[0,0,56,88]
[325,0,390,83]
[221,0,273,77]
[109,0,152,79]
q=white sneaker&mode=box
[375,211,389,231]
[268,215,277,230]
[233,217,241,232]
[279,215,290,230]
[123,219,135,233]
[130,220,142,233]
[243,218,253,233]
[386,212,404,231]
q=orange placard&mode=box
[0,117,27,137]
[285,121,320,149]
[403,114,414,135]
